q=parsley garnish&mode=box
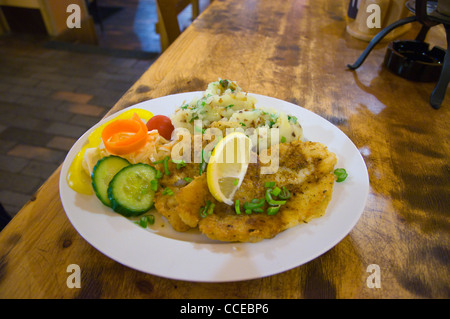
[189,114,199,123]
[288,115,298,124]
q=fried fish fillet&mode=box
[154,186,191,232]
[168,140,337,242]
[198,174,335,242]
[153,155,200,232]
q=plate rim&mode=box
[59,91,369,282]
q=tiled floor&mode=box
[0,35,155,218]
[0,0,209,219]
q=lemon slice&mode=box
[207,132,252,205]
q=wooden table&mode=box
[0,0,448,299]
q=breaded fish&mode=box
[153,155,200,232]
[154,186,191,232]
[163,140,337,242]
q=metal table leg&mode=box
[430,23,450,109]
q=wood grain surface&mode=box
[0,0,449,299]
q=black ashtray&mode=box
[384,40,445,82]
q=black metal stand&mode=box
[347,16,418,70]
[430,23,450,108]
[347,0,449,109]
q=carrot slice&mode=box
[101,113,148,155]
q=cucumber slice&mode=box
[108,164,157,217]
[92,156,131,207]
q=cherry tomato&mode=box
[146,115,175,140]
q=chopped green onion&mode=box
[288,115,298,124]
[270,113,278,119]
[334,168,348,182]
[233,178,239,186]
[207,202,215,215]
[280,136,286,143]
[234,200,241,215]
[183,177,193,183]
[152,159,164,164]
[136,215,155,228]
[199,150,207,175]
[146,215,155,225]
[172,159,186,169]
[163,156,170,175]
[150,179,158,191]
[264,181,276,188]
[265,188,287,206]
[162,187,174,196]
[267,206,280,215]
[153,156,170,176]
[137,217,147,228]
[242,198,265,214]
[278,187,291,200]
[200,203,209,218]
[155,170,163,179]
[200,200,214,218]
[269,120,276,128]
[243,198,265,210]
[189,114,199,123]
[271,186,282,197]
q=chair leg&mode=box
[347,15,417,70]
[430,24,450,109]
[191,0,199,20]
[89,0,104,32]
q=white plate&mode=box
[59,92,369,283]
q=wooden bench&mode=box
[0,0,97,43]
